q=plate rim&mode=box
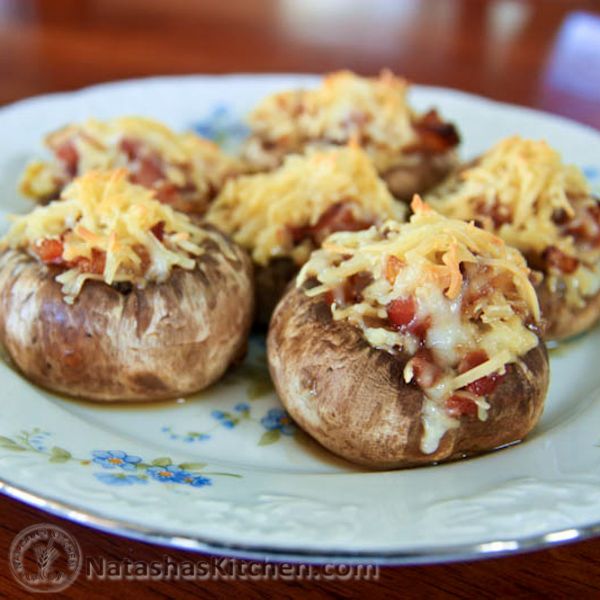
[2,475,599,565]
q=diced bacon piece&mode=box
[447,394,478,417]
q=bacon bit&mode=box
[385,255,403,284]
[119,137,142,160]
[409,315,431,341]
[564,203,600,246]
[347,272,373,302]
[543,246,579,274]
[151,221,165,241]
[458,349,488,374]
[289,203,371,245]
[457,349,505,397]
[466,371,504,397]
[387,297,416,329]
[411,110,460,154]
[410,348,442,389]
[336,272,373,304]
[324,272,373,307]
[489,203,512,227]
[134,245,151,274]
[447,395,478,418]
[54,141,79,177]
[33,238,64,264]
[387,296,431,341]
[155,181,182,206]
[131,155,165,188]
[70,249,106,275]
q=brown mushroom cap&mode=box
[268,286,549,469]
[0,230,254,401]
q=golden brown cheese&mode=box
[206,143,406,265]
[20,116,239,211]
[4,170,223,303]
[248,70,415,151]
[427,136,599,308]
[245,70,457,174]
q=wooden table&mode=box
[1,0,599,597]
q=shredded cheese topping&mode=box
[298,197,541,453]
[245,70,449,172]
[427,136,599,307]
[248,70,416,150]
[206,144,406,266]
[20,116,238,210]
[4,169,218,303]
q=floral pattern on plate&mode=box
[0,429,240,487]
[161,404,298,446]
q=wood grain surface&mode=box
[0,0,599,597]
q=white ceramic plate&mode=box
[0,75,599,565]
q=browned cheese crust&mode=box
[243,137,458,203]
[268,286,549,469]
[0,228,254,402]
[536,282,600,342]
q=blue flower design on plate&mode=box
[146,465,212,487]
[92,450,142,471]
[28,432,51,452]
[583,166,599,181]
[191,104,249,149]
[211,410,236,429]
[94,472,147,486]
[261,408,296,436]
[183,434,210,442]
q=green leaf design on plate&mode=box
[179,462,208,471]
[0,436,25,451]
[49,446,72,463]
[204,472,242,478]
[247,377,274,400]
[258,430,281,446]
[151,457,172,467]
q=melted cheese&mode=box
[20,116,238,205]
[4,169,220,303]
[246,70,431,172]
[421,398,460,455]
[427,136,599,307]
[206,144,405,265]
[298,197,541,453]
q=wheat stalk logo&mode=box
[33,538,60,582]
[10,523,82,593]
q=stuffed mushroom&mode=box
[0,169,253,401]
[243,70,460,201]
[206,143,405,323]
[268,198,549,469]
[20,116,240,215]
[427,136,600,341]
